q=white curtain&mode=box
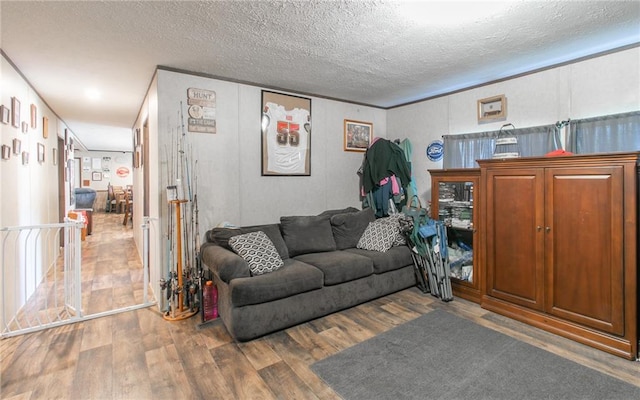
[566,111,640,154]
[443,125,560,168]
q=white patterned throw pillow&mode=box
[356,220,397,252]
[377,215,406,247]
[229,230,284,276]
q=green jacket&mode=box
[362,139,411,193]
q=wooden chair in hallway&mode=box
[122,190,133,226]
[106,184,118,213]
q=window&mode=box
[443,125,560,168]
[566,111,640,154]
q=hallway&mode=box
[80,211,147,314]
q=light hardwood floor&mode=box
[1,213,639,399]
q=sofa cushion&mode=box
[345,245,413,274]
[294,251,373,285]
[229,259,324,306]
[200,242,251,283]
[280,215,337,257]
[206,223,289,260]
[229,231,284,276]
[317,206,359,218]
[356,220,398,252]
[330,207,376,250]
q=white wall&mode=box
[0,55,71,326]
[131,73,159,300]
[1,57,64,228]
[388,47,640,203]
[155,69,386,230]
[75,150,133,191]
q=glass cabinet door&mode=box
[437,181,475,284]
[430,168,480,303]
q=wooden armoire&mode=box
[477,152,638,360]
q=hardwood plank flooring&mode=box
[2,212,639,399]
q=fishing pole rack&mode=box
[161,101,203,322]
[163,196,198,321]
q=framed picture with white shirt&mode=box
[261,90,311,176]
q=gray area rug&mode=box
[311,309,640,400]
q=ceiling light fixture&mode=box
[84,88,102,101]
[396,1,509,26]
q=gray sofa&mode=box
[200,207,417,341]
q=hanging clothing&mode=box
[362,138,411,194]
[398,138,418,202]
[372,179,393,218]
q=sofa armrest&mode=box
[200,242,251,283]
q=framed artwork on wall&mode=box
[134,146,141,168]
[344,120,373,152]
[92,171,102,181]
[2,145,10,160]
[22,151,29,165]
[133,128,140,147]
[12,138,21,155]
[43,116,49,138]
[11,97,20,128]
[260,90,311,176]
[21,121,28,133]
[30,104,37,129]
[477,94,507,122]
[1,106,9,124]
[37,143,45,163]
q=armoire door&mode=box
[485,168,545,311]
[544,166,625,335]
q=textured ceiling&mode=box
[1,1,639,151]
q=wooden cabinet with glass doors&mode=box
[428,168,481,303]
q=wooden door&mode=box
[544,166,625,335]
[485,168,545,310]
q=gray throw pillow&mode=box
[280,215,337,257]
[229,231,284,276]
[330,207,376,250]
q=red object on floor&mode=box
[203,280,218,321]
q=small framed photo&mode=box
[30,104,37,129]
[12,138,21,155]
[37,143,45,163]
[2,145,11,160]
[11,97,20,128]
[43,116,49,138]
[478,94,507,122]
[22,151,29,165]
[21,121,28,133]
[0,105,9,124]
[134,151,139,168]
[344,119,373,152]
[92,171,102,181]
[134,128,141,147]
